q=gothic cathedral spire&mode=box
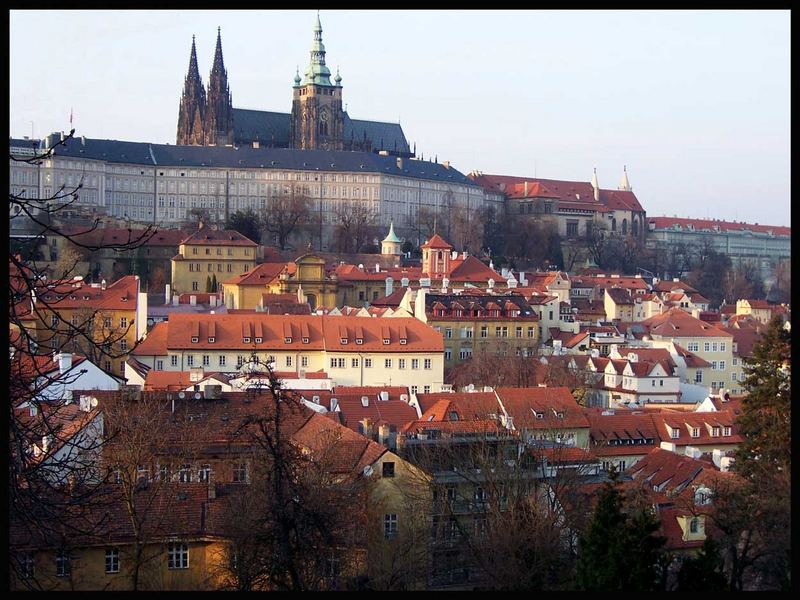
[204,27,234,146]
[176,35,207,145]
[290,13,344,151]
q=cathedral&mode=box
[176,14,412,156]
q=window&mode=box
[445,328,452,339]
[515,326,523,338]
[704,342,711,352]
[178,464,192,482]
[191,336,199,344]
[695,370,703,383]
[20,554,35,579]
[187,355,194,367]
[399,358,406,370]
[385,358,392,369]
[711,426,720,437]
[410,385,418,394]
[480,326,488,338]
[687,342,699,352]
[168,543,189,569]
[719,360,726,370]
[72,315,80,326]
[384,514,398,539]
[121,339,128,351]
[208,336,215,343]
[233,462,249,483]
[670,428,680,439]
[255,337,262,343]
[711,342,718,352]
[301,356,309,367]
[732,357,738,366]
[711,361,718,370]
[350,357,359,368]
[689,518,700,534]
[103,317,112,328]
[382,462,395,478]
[105,547,120,574]
[192,281,199,291]
[690,427,700,438]
[445,349,452,361]
[56,551,71,577]
[156,360,164,371]
[51,315,59,327]
[424,358,432,370]
[731,372,737,382]
[219,355,226,366]
[424,385,431,393]
[120,317,128,329]
[202,355,210,366]
[286,356,293,367]
[170,355,178,367]
[459,348,472,360]
[720,342,726,352]
[198,464,211,482]
[364,358,373,368]
[527,326,535,338]
[411,359,419,370]
[723,426,731,437]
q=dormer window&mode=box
[208,337,215,343]
[711,426,720,437]
[356,338,363,345]
[690,427,700,438]
[534,412,544,420]
[723,426,731,437]
[399,338,407,345]
[243,337,251,343]
[340,338,348,345]
[556,411,565,419]
[302,337,309,344]
[285,337,292,344]
[670,427,680,439]
[255,337,262,344]
[191,336,199,344]
[383,338,390,345]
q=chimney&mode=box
[396,157,403,170]
[198,219,205,230]
[375,263,380,273]
[360,417,372,437]
[378,424,391,447]
[330,397,338,412]
[659,441,677,453]
[80,135,86,146]
[165,283,171,305]
[385,276,394,298]
[58,352,72,375]
[101,278,107,290]
[524,181,528,196]
[172,294,180,306]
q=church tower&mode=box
[176,36,207,146]
[204,27,234,146]
[290,13,344,151]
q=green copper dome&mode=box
[303,12,333,87]
[382,221,401,244]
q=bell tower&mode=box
[290,13,344,151]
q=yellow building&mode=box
[171,226,257,295]
[130,313,446,392]
[735,298,775,324]
[414,289,540,371]
[31,275,145,377]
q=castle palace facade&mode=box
[176,15,412,157]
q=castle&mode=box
[176,14,412,156]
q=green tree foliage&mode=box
[211,273,218,293]
[675,538,728,591]
[206,275,212,293]
[734,317,791,479]
[576,472,666,591]
[685,244,732,308]
[226,208,263,244]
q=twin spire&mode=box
[176,27,233,146]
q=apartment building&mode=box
[129,313,444,392]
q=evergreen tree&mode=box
[206,275,212,293]
[734,316,791,479]
[226,208,263,244]
[577,471,666,591]
[211,273,218,293]
[675,538,728,591]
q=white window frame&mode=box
[167,543,189,570]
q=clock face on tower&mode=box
[320,109,328,122]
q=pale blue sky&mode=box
[9,9,790,226]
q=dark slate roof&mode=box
[10,138,42,149]
[343,113,410,154]
[228,109,409,154]
[40,133,477,186]
[232,108,291,147]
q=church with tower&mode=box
[176,14,411,156]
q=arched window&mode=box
[306,293,317,310]
[689,517,700,533]
[622,218,628,235]
[632,218,639,237]
[611,217,617,232]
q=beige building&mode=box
[130,313,445,393]
[171,226,258,295]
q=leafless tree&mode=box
[9,130,156,587]
[262,185,311,250]
[332,200,379,254]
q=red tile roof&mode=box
[35,275,140,312]
[180,228,259,246]
[132,314,443,355]
[421,233,453,250]
[496,387,589,430]
[647,216,790,237]
[222,262,287,286]
[642,308,734,339]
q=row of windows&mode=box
[436,325,537,339]
[188,262,236,273]
[330,357,432,370]
[687,341,727,353]
[18,544,190,579]
[114,462,248,484]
